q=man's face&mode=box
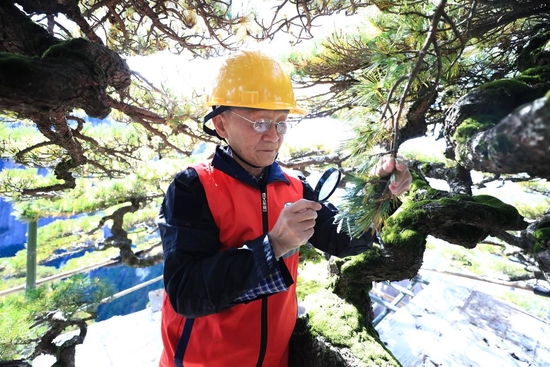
[213,108,289,175]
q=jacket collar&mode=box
[212,145,290,187]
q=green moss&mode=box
[296,277,324,302]
[517,65,550,84]
[299,245,324,264]
[472,195,521,223]
[339,250,382,278]
[453,115,497,144]
[477,78,531,92]
[302,289,400,366]
[307,291,363,347]
[385,200,428,228]
[381,228,424,248]
[41,38,90,60]
[41,38,105,80]
[409,176,432,194]
[0,52,34,73]
[533,227,550,253]
[382,193,522,249]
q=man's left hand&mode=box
[374,156,412,196]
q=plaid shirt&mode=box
[234,267,289,302]
[234,235,293,302]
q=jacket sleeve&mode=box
[158,168,292,318]
[302,180,377,258]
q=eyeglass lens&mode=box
[254,121,289,134]
[229,110,291,135]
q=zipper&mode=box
[261,191,268,214]
[256,190,269,367]
[256,299,268,367]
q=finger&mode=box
[373,157,393,176]
[381,157,395,172]
[389,172,412,195]
[287,199,322,212]
[290,209,318,228]
[394,158,409,171]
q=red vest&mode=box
[160,162,303,367]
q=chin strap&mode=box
[230,146,263,169]
[203,106,230,140]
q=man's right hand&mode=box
[269,199,322,259]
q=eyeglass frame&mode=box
[227,109,294,135]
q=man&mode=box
[158,50,412,367]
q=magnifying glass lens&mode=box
[315,168,342,202]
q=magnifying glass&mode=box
[313,167,342,203]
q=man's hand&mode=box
[269,199,322,259]
[373,156,412,196]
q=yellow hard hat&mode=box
[206,50,307,115]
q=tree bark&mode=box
[457,96,550,179]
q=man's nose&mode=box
[262,124,280,141]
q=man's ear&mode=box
[212,114,229,139]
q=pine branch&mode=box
[339,171,399,238]
[342,0,448,237]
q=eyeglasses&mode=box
[228,110,293,135]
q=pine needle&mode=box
[338,170,399,239]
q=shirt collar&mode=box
[212,145,290,187]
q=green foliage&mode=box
[333,118,397,237]
[338,171,398,238]
[425,237,545,317]
[428,238,530,278]
[0,116,190,287]
[499,289,550,320]
[1,1,549,363]
[0,259,57,292]
[516,199,550,220]
[0,275,113,361]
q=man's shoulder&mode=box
[279,166,306,184]
[174,165,202,185]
